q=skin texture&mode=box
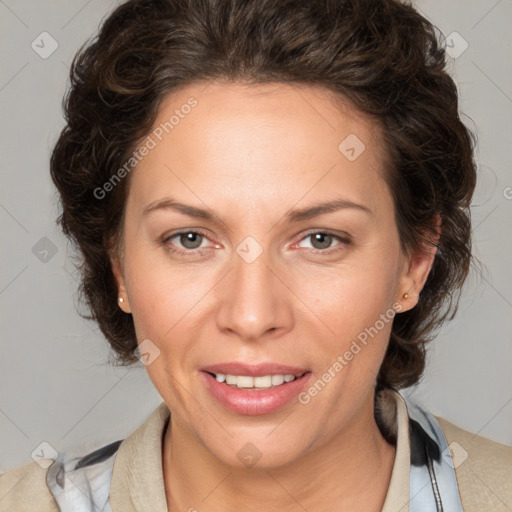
[111,80,437,511]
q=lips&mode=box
[200,362,309,377]
[199,365,313,416]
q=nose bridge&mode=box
[215,239,290,340]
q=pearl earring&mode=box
[403,293,409,299]
[118,297,124,303]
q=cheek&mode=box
[291,243,402,392]
[123,238,209,336]
[124,256,205,393]
[297,252,400,336]
[129,273,205,342]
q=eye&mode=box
[162,229,216,255]
[295,231,350,253]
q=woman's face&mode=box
[113,80,432,468]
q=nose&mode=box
[215,243,293,342]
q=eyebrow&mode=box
[142,198,230,230]
[142,196,372,226]
[285,198,372,222]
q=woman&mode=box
[1,0,510,510]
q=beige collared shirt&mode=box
[1,390,510,511]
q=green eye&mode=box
[175,232,205,250]
[162,229,213,256]
[297,231,351,253]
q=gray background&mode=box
[1,0,511,473]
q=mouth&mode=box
[199,365,312,415]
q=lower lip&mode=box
[200,371,312,416]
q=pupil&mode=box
[181,232,202,249]
[313,233,331,250]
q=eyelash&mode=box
[162,229,351,257]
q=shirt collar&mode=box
[109,401,170,511]
[381,390,411,512]
[109,390,410,512]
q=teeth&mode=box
[213,373,304,389]
[271,375,284,386]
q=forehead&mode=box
[154,80,383,153]
[126,80,391,216]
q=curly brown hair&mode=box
[50,0,476,391]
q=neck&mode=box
[163,394,396,512]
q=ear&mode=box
[109,238,132,314]
[396,214,441,312]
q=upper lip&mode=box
[201,362,310,377]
